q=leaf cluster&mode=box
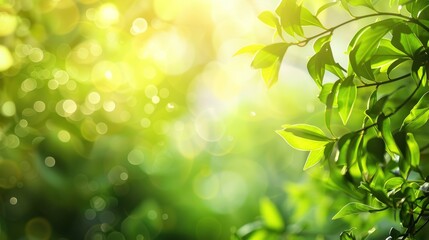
[238,0,429,239]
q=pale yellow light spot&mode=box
[28,48,44,62]
[2,101,16,117]
[57,130,71,142]
[87,92,101,105]
[0,11,18,36]
[62,99,77,114]
[0,45,13,71]
[95,122,108,134]
[21,78,37,92]
[130,18,148,35]
[9,197,17,205]
[33,101,46,112]
[44,156,56,167]
[140,118,151,128]
[103,101,116,112]
[95,3,119,28]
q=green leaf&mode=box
[261,60,281,87]
[304,147,325,170]
[402,91,429,131]
[316,2,339,16]
[251,43,289,69]
[338,76,357,125]
[349,19,402,80]
[406,133,420,168]
[348,0,375,9]
[332,202,385,220]
[313,34,331,52]
[347,133,363,168]
[304,143,334,170]
[325,80,340,134]
[337,133,354,166]
[378,115,402,156]
[391,23,423,57]
[318,82,334,104]
[260,197,284,231]
[384,177,404,190]
[258,11,278,28]
[366,94,389,120]
[277,124,332,151]
[300,7,324,28]
[307,41,336,87]
[370,39,408,71]
[276,0,304,37]
[258,11,283,39]
[234,44,265,56]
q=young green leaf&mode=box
[251,43,289,69]
[338,76,357,125]
[304,143,334,170]
[304,147,325,170]
[276,124,333,151]
[332,202,386,220]
[261,60,281,87]
[318,82,334,104]
[347,133,363,168]
[391,23,423,57]
[402,91,429,131]
[234,44,265,56]
[275,0,304,37]
[316,1,339,16]
[378,115,402,156]
[349,19,402,80]
[258,11,283,39]
[301,7,324,28]
[325,80,340,134]
[260,197,284,231]
[307,42,336,87]
[406,133,420,168]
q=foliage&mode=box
[239,0,429,239]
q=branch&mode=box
[356,73,411,89]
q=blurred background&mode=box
[0,0,395,239]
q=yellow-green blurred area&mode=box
[0,0,365,239]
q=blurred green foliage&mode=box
[0,0,334,239]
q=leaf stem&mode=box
[357,73,411,88]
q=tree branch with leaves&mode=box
[237,0,429,239]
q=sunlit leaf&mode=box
[402,91,429,131]
[318,82,334,104]
[332,202,385,220]
[261,60,281,87]
[275,0,304,37]
[325,80,340,133]
[307,42,336,87]
[316,1,339,16]
[338,76,357,125]
[234,44,265,56]
[391,23,423,57]
[260,197,284,231]
[304,143,333,170]
[251,43,289,69]
[349,19,402,80]
[378,115,402,156]
[406,133,420,169]
[258,11,283,39]
[300,7,324,28]
[277,124,333,151]
[347,133,363,167]
[384,177,404,190]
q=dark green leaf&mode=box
[366,94,389,120]
[277,124,333,151]
[338,76,357,125]
[402,91,429,131]
[370,39,408,72]
[337,133,354,166]
[347,133,363,167]
[332,202,385,219]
